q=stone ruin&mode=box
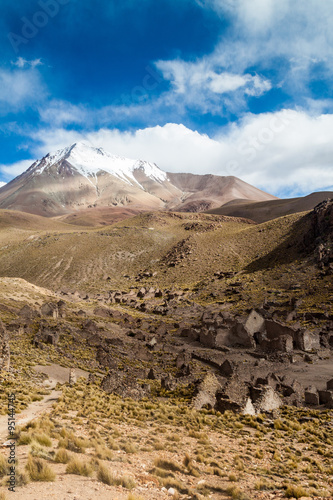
[192,373,284,415]
[185,309,321,354]
[69,368,77,386]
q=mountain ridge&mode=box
[0,142,276,217]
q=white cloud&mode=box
[0,160,35,179]
[11,57,43,69]
[0,67,45,113]
[202,1,333,76]
[38,100,88,126]
[155,59,271,114]
[21,109,333,197]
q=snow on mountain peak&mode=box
[32,142,168,186]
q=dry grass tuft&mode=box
[26,456,56,482]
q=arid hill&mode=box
[206,191,333,222]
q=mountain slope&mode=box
[167,172,277,211]
[0,142,276,217]
[206,191,333,223]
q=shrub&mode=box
[66,458,93,477]
[17,433,32,445]
[26,456,56,482]
[154,457,182,472]
[54,448,71,464]
[0,454,9,478]
[97,464,136,490]
[226,486,251,500]
[95,445,113,461]
[34,433,52,447]
[30,443,54,461]
[285,485,309,498]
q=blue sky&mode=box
[0,0,333,197]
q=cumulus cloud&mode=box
[155,59,271,114]
[172,1,333,107]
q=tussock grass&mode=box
[285,484,309,498]
[66,458,93,476]
[127,494,145,500]
[226,486,251,500]
[17,432,32,445]
[95,445,113,461]
[97,463,136,489]
[154,457,182,472]
[30,443,54,461]
[34,433,52,447]
[0,454,9,478]
[26,456,56,482]
[54,448,71,464]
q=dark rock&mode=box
[147,368,156,380]
[219,359,236,377]
[305,385,319,405]
[318,390,333,405]
[327,379,333,390]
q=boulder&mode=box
[318,390,333,406]
[199,329,216,348]
[260,335,293,353]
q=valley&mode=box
[0,195,331,499]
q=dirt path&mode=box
[0,389,61,443]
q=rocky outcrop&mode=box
[303,199,333,273]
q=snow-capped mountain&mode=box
[0,142,276,217]
[31,142,168,188]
